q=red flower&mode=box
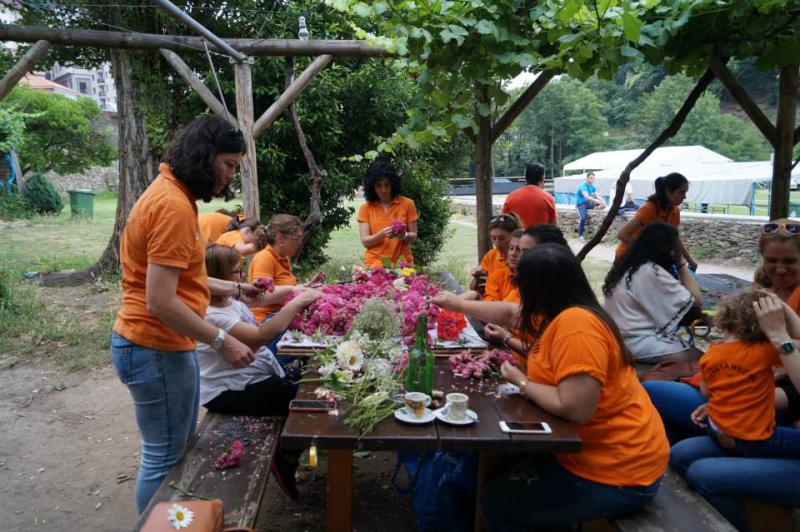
[437,310,468,341]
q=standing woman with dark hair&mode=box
[433,245,668,528]
[358,159,418,268]
[111,116,258,514]
[616,172,696,269]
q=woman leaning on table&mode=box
[433,244,668,529]
[111,116,269,514]
[357,158,418,268]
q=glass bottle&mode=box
[406,315,426,392]
[422,317,434,396]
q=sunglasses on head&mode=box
[490,214,513,224]
[763,223,800,235]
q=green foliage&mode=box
[0,189,30,220]
[23,172,63,215]
[629,75,772,161]
[0,107,27,154]
[1,86,116,175]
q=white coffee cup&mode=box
[445,392,469,420]
[404,392,431,419]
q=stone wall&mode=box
[45,164,119,194]
[452,200,763,266]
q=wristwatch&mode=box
[518,378,528,396]
[780,340,796,356]
[211,328,226,351]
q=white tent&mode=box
[556,146,800,206]
[562,145,733,174]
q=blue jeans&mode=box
[479,455,661,531]
[110,332,199,514]
[576,203,590,236]
[671,437,800,530]
[643,381,706,443]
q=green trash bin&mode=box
[68,189,96,219]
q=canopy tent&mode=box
[562,145,733,174]
[554,161,800,206]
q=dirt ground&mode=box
[0,285,417,532]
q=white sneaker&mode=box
[578,235,585,243]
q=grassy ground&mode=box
[0,193,610,370]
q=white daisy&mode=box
[167,503,194,529]
[336,340,364,371]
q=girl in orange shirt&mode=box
[462,213,521,300]
[215,216,263,259]
[433,244,668,528]
[616,172,696,269]
[198,207,242,244]
[357,159,418,268]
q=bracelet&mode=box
[502,335,512,348]
[518,378,528,396]
[233,282,241,300]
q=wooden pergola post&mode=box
[772,64,799,220]
[234,60,260,219]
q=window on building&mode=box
[79,81,88,94]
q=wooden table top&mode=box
[281,363,582,454]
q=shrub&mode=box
[23,172,63,215]
[0,189,29,220]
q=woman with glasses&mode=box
[111,117,266,514]
[616,173,696,270]
[433,245,668,529]
[462,213,522,301]
[357,158,418,268]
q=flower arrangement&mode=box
[348,297,401,341]
[389,220,407,237]
[448,348,517,380]
[437,310,468,341]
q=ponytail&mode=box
[647,172,687,212]
[225,215,260,232]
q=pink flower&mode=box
[389,220,407,235]
[214,440,244,470]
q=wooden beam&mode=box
[159,49,235,125]
[153,0,246,62]
[0,24,388,58]
[491,70,555,142]
[234,60,259,220]
[794,124,799,145]
[0,40,50,101]
[253,55,333,138]
[708,54,778,147]
[474,85,494,259]
[770,64,798,220]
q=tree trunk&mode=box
[576,68,717,261]
[40,49,152,286]
[770,64,798,220]
[474,86,494,259]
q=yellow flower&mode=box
[402,267,415,277]
[167,503,194,529]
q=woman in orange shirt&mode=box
[357,159,418,268]
[433,244,668,528]
[215,216,262,258]
[616,172,696,269]
[462,213,521,300]
[198,207,242,244]
[111,117,259,514]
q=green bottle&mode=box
[422,317,434,396]
[406,315,426,392]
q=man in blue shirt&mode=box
[575,172,606,241]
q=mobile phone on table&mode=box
[498,421,552,434]
[289,399,337,412]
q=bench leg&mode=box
[327,449,353,532]
[474,451,502,532]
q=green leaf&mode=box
[513,53,536,67]
[558,33,580,44]
[558,0,582,22]
[622,12,642,42]
[620,44,643,59]
[365,150,379,160]
[475,19,497,36]
[440,25,469,45]
[353,2,371,17]
[451,113,475,130]
[477,102,491,117]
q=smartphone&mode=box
[498,421,552,434]
[289,399,337,412]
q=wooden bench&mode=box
[583,470,735,532]
[133,412,282,531]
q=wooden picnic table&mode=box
[281,361,581,531]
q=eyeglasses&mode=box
[490,215,513,224]
[231,268,243,276]
[763,223,800,235]
[283,234,302,242]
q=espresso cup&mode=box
[404,392,431,419]
[445,392,469,420]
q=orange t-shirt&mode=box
[786,286,800,314]
[215,230,244,248]
[357,196,419,268]
[114,164,209,351]
[480,248,502,275]
[615,201,680,257]
[527,307,669,486]
[501,185,556,229]
[248,244,297,321]
[701,340,781,441]
[198,212,232,244]
[484,260,514,302]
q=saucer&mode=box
[434,408,478,426]
[394,407,436,424]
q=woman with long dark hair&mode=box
[603,222,703,364]
[433,245,668,528]
[111,116,265,513]
[357,158,418,267]
[616,173,696,269]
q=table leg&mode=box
[326,449,353,532]
[474,451,501,532]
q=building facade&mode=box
[46,62,118,114]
